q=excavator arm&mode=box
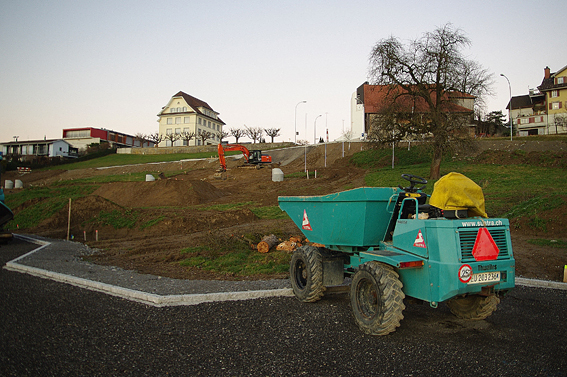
[217,143,251,171]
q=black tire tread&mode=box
[290,245,326,302]
[350,261,405,336]
[446,294,500,320]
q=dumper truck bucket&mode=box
[278,187,401,248]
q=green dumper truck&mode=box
[278,173,515,335]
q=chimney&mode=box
[544,66,551,79]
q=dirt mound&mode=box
[93,178,228,207]
[33,195,124,237]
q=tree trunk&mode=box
[257,234,279,253]
[429,147,443,180]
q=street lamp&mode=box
[500,73,513,141]
[313,115,322,144]
[294,101,306,144]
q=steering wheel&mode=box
[399,174,428,192]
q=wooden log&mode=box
[257,234,279,253]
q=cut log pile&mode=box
[254,234,305,253]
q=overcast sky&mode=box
[1,0,566,144]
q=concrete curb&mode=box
[4,235,294,307]
[5,235,566,308]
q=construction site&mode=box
[2,140,566,283]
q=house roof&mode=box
[1,139,70,146]
[362,84,474,114]
[161,91,225,125]
[506,94,546,110]
[537,64,567,92]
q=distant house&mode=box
[505,91,546,136]
[537,65,567,134]
[1,138,78,162]
[157,91,225,147]
[504,65,567,136]
[350,82,475,139]
[62,127,155,151]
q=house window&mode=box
[166,128,172,135]
[167,118,173,124]
[183,107,187,112]
[175,117,181,124]
[520,118,529,124]
[171,108,175,113]
[557,77,564,84]
[208,121,211,128]
[184,117,190,123]
[552,102,561,110]
[198,118,201,125]
[175,128,181,134]
[551,90,559,98]
[183,128,189,133]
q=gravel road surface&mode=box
[2,236,567,376]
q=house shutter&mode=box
[529,117,534,123]
[560,101,563,109]
[550,103,553,110]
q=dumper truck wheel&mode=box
[446,294,500,320]
[350,262,405,335]
[290,245,325,302]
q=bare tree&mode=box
[554,114,566,135]
[245,126,264,144]
[367,24,492,179]
[230,127,246,144]
[263,128,281,143]
[198,130,214,145]
[180,131,195,146]
[146,132,163,147]
[134,133,147,147]
[164,132,180,147]
[219,130,229,143]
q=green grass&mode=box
[251,206,288,219]
[51,171,184,185]
[47,151,226,171]
[363,156,567,218]
[527,239,567,249]
[5,185,99,229]
[95,209,139,229]
[140,216,166,230]
[178,231,291,276]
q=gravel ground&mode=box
[2,237,567,376]
[6,234,290,298]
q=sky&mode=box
[1,0,566,144]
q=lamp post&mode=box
[500,74,512,141]
[313,115,322,145]
[294,101,306,144]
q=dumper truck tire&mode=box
[446,294,500,320]
[290,245,325,302]
[350,262,405,336]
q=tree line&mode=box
[134,126,281,147]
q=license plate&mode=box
[468,271,500,285]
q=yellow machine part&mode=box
[429,172,488,218]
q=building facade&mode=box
[1,139,78,161]
[157,91,225,147]
[351,82,475,139]
[62,127,155,151]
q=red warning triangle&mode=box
[413,230,426,248]
[472,228,500,261]
[302,210,312,231]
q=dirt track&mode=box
[4,140,567,282]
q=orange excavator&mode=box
[217,143,272,172]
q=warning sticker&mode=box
[302,210,312,231]
[413,229,426,248]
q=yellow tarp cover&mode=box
[429,172,488,218]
